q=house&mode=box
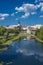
[21,26,38,34]
[31,24,43,29]
[5,22,21,30]
[5,25,17,29]
[29,27,38,34]
[21,26,27,33]
[27,26,31,34]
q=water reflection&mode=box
[0,37,43,65]
[0,45,9,53]
[0,61,13,65]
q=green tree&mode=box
[35,27,43,40]
[0,26,6,36]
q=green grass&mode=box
[0,33,30,45]
[35,36,43,43]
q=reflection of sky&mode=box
[0,39,43,64]
[12,39,43,62]
[2,38,42,63]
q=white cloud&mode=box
[0,17,5,20]
[15,3,39,12]
[31,12,36,15]
[11,13,14,16]
[0,13,9,17]
[40,15,43,17]
[0,13,9,20]
[15,18,18,20]
[22,13,30,18]
[39,2,43,12]
[41,6,43,11]
[35,0,38,2]
[35,0,43,3]
[15,3,43,18]
[15,7,24,12]
[15,12,18,14]
[15,3,41,18]
[40,2,43,6]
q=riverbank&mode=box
[29,35,43,43]
[2,33,30,45]
[34,36,43,43]
[1,33,43,45]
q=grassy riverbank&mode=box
[2,33,30,45]
[0,33,43,45]
[29,34,43,43]
[35,36,43,43]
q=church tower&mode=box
[18,21,21,27]
[17,21,21,32]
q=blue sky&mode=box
[0,0,43,26]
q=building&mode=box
[29,27,38,34]
[31,24,43,29]
[5,24,43,35]
[5,22,21,30]
[27,26,31,34]
[5,25,17,29]
[21,26,27,33]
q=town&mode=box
[5,22,43,35]
[0,0,43,65]
[0,21,43,45]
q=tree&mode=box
[35,27,43,40]
[0,26,6,36]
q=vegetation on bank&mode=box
[35,36,43,43]
[35,27,43,42]
[0,24,43,45]
[0,24,21,45]
[2,33,30,45]
[0,24,30,45]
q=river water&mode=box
[0,37,43,65]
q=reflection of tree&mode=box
[40,43,43,53]
[0,61,13,65]
[6,62,13,65]
[0,61,4,65]
[17,37,22,43]
[0,45,9,52]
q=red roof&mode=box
[22,26,27,28]
[29,27,37,31]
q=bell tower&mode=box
[18,21,21,26]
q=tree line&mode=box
[0,25,21,43]
[35,27,43,40]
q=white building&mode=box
[31,24,43,29]
[5,25,17,29]
[27,26,31,34]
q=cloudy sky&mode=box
[0,0,43,26]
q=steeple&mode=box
[18,21,21,26]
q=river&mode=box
[0,37,43,65]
